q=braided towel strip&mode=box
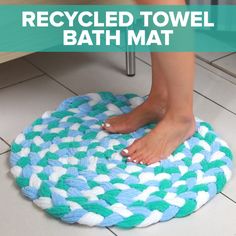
[10,92,233,228]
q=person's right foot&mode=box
[102,96,167,133]
[121,114,196,165]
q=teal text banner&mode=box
[0,5,235,52]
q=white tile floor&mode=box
[0,52,236,236]
[196,52,232,63]
[0,75,73,143]
[213,53,236,77]
[0,58,43,89]
[0,138,9,154]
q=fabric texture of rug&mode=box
[10,92,233,228]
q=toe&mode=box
[121,148,129,156]
[146,153,161,165]
[133,151,147,165]
[139,152,153,165]
[127,140,141,154]
[136,158,146,165]
[102,118,116,133]
[128,152,140,164]
[121,140,139,157]
[126,156,132,162]
[128,148,150,165]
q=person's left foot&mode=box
[101,95,167,134]
[121,114,196,165]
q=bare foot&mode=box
[102,97,166,133]
[121,114,196,165]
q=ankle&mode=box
[155,90,168,102]
[165,111,195,124]
[147,92,168,107]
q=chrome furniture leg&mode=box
[126,51,136,76]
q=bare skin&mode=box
[103,0,196,165]
[121,114,195,165]
[102,55,168,133]
[101,97,166,133]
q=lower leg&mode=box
[120,0,195,164]
[158,52,195,120]
[148,53,168,104]
[123,51,195,165]
[102,53,168,133]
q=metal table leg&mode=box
[211,0,219,5]
[125,24,136,77]
[126,51,136,76]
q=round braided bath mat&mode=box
[10,92,233,228]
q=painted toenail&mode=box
[123,149,129,154]
[105,123,111,128]
[133,160,137,163]
[140,161,144,164]
[127,157,131,160]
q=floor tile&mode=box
[196,52,232,63]
[0,153,114,236]
[193,93,236,202]
[0,75,73,143]
[0,58,43,89]
[194,62,236,115]
[0,139,9,154]
[193,93,236,154]
[136,52,233,65]
[137,52,236,115]
[136,52,151,65]
[111,194,236,236]
[196,58,236,86]
[26,52,151,96]
[223,172,236,203]
[0,52,31,64]
[213,53,236,77]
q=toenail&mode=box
[127,157,131,160]
[105,123,111,128]
[133,160,137,163]
[123,149,129,154]
[140,161,144,164]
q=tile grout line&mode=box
[196,54,236,80]
[0,137,11,147]
[210,52,236,63]
[196,60,236,87]
[137,53,236,82]
[0,150,10,156]
[23,57,78,96]
[107,227,119,236]
[195,55,211,64]
[135,55,152,67]
[195,53,234,65]
[0,138,11,155]
[0,73,45,91]
[136,55,236,116]
[194,90,236,116]
[220,192,236,205]
[209,63,236,79]
[136,53,236,85]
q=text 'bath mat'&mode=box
[10,92,233,228]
